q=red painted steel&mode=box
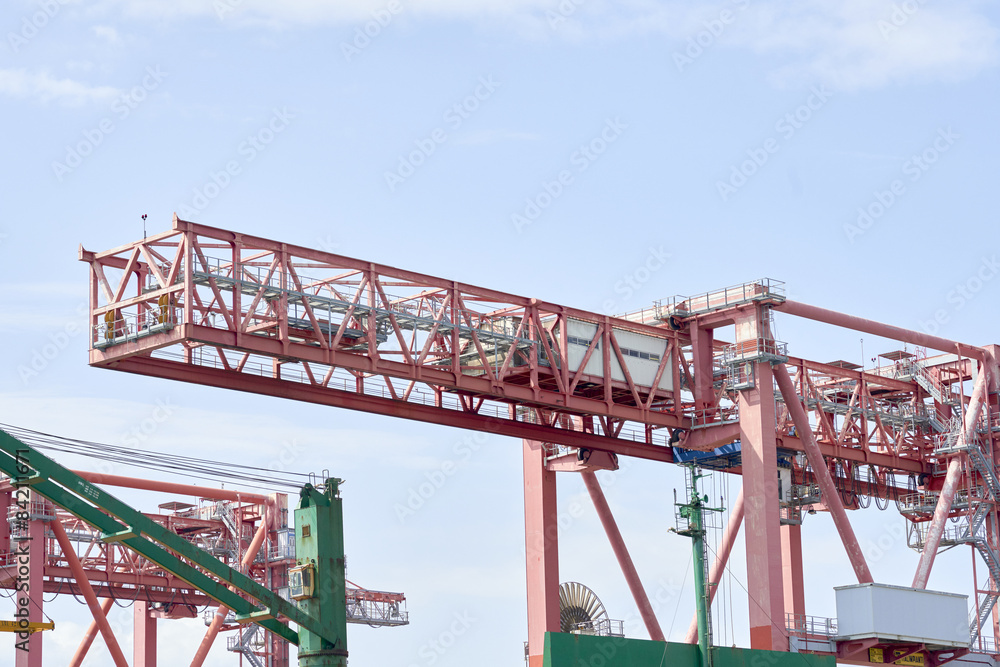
[774,363,873,584]
[523,439,560,667]
[50,520,130,667]
[738,361,786,650]
[77,219,1000,659]
[68,598,114,667]
[134,601,157,667]
[780,524,806,623]
[190,518,269,667]
[913,364,991,589]
[581,471,665,641]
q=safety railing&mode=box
[92,308,180,349]
[785,613,837,638]
[655,278,786,318]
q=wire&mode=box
[0,423,311,493]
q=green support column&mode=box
[294,480,348,667]
[675,467,723,667]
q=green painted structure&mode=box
[294,480,349,666]
[0,428,349,666]
[543,633,836,667]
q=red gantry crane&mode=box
[76,216,999,667]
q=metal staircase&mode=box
[932,416,1000,647]
[227,623,266,667]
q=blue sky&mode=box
[1,0,999,665]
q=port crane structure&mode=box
[74,215,998,666]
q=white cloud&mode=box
[730,0,1000,90]
[92,24,122,44]
[89,0,998,90]
[0,68,120,106]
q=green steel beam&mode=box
[0,429,340,647]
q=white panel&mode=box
[563,319,673,392]
[835,583,969,647]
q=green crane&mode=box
[0,427,349,666]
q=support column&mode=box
[781,524,805,630]
[685,488,744,644]
[50,520,129,667]
[691,323,716,415]
[524,439,560,667]
[69,598,115,667]
[739,361,787,650]
[773,363,873,584]
[15,507,45,667]
[581,472,664,641]
[135,601,157,667]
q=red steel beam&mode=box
[777,300,984,359]
[684,487,744,644]
[580,471,664,641]
[75,470,272,504]
[913,363,990,589]
[68,598,114,667]
[50,520,130,667]
[105,355,678,464]
[774,363,873,584]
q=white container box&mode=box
[835,583,969,648]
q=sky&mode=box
[0,0,999,665]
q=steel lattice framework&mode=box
[75,216,1000,667]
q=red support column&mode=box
[691,323,716,415]
[781,524,805,630]
[774,363,873,584]
[524,439,560,667]
[191,517,270,667]
[135,601,157,667]
[15,506,45,667]
[581,471,664,641]
[739,361,787,650]
[50,520,129,667]
[69,598,115,667]
[914,364,990,589]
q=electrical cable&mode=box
[0,423,311,493]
